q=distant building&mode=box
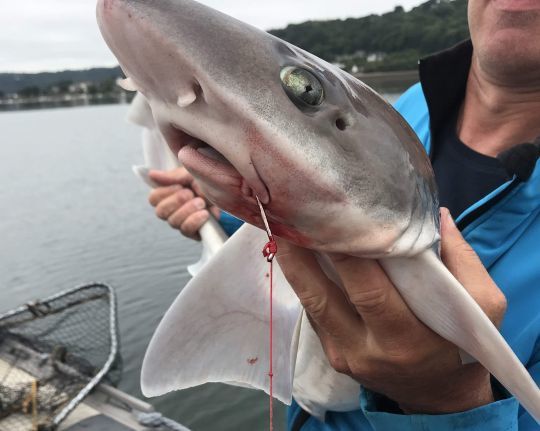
[367,53,386,63]
[68,82,91,94]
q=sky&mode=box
[0,0,424,73]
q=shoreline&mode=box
[354,70,419,94]
[0,70,418,112]
[0,92,135,112]
[354,70,418,80]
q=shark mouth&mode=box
[166,122,271,205]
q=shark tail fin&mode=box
[187,217,229,276]
[128,92,226,274]
[381,250,540,424]
[132,166,159,188]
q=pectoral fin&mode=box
[141,224,302,404]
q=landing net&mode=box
[0,283,121,431]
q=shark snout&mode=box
[97,0,139,13]
[97,0,203,106]
[96,0,130,20]
[97,0,113,12]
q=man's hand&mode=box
[148,167,220,241]
[276,208,507,414]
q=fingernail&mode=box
[194,197,206,210]
[447,210,455,226]
[441,207,455,226]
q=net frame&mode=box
[0,283,119,429]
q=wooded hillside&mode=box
[0,0,469,95]
[270,0,468,71]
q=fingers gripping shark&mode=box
[97,0,540,422]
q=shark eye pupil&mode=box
[280,67,324,107]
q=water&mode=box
[0,104,280,430]
[0,89,403,429]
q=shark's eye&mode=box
[280,67,324,107]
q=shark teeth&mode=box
[116,77,138,92]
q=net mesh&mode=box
[0,283,121,431]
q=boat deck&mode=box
[1,356,159,431]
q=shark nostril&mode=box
[194,81,204,99]
[335,118,347,131]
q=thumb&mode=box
[439,208,507,326]
[440,207,481,276]
[149,167,193,187]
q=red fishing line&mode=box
[263,239,276,431]
[258,197,277,431]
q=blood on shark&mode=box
[97,0,540,422]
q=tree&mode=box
[18,86,41,98]
[99,78,117,94]
[268,0,469,71]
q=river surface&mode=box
[0,89,402,430]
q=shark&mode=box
[127,92,229,276]
[96,0,540,423]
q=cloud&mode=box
[0,0,423,72]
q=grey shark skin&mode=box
[97,0,439,257]
[97,0,540,423]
